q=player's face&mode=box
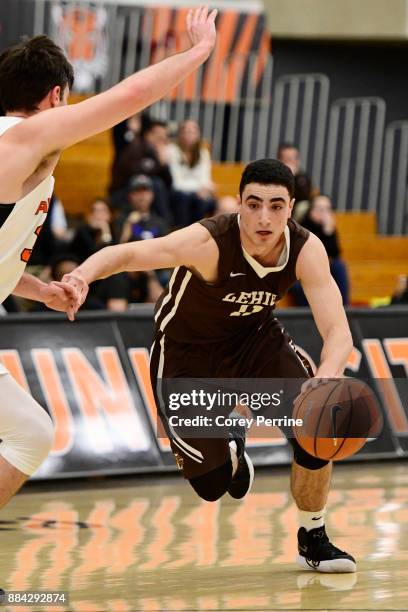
[238,183,294,247]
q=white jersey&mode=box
[0,116,55,375]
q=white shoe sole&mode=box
[228,451,255,499]
[296,554,357,573]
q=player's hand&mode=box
[60,270,89,320]
[301,375,343,394]
[186,6,217,53]
[39,281,79,321]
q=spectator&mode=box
[34,253,129,312]
[70,198,115,262]
[120,174,170,291]
[278,143,316,221]
[110,118,173,223]
[119,175,169,243]
[112,113,142,161]
[49,195,70,243]
[215,195,239,215]
[292,195,350,306]
[390,274,408,305]
[168,119,216,227]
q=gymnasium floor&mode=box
[0,461,407,611]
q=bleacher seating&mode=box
[54,108,407,306]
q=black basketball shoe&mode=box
[297,526,356,573]
[227,417,254,499]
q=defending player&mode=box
[0,6,217,507]
[63,159,356,573]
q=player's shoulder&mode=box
[288,217,310,241]
[199,212,238,238]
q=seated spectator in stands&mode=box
[215,195,239,215]
[278,142,316,221]
[390,274,408,305]
[110,118,172,223]
[120,175,170,289]
[292,195,350,306]
[49,195,70,243]
[119,175,169,243]
[70,198,116,262]
[168,119,216,227]
[112,113,142,162]
[34,253,129,312]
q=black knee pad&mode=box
[289,438,329,470]
[189,460,232,501]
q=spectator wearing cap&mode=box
[119,175,169,243]
[119,174,171,293]
[110,118,173,223]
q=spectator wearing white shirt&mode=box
[168,120,216,227]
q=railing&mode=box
[26,0,408,234]
[379,121,408,235]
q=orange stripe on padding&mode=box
[363,339,408,434]
[128,348,171,451]
[0,350,29,390]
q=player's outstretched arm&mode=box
[296,234,353,378]
[0,7,216,200]
[62,222,216,315]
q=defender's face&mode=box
[238,183,294,247]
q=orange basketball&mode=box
[293,378,382,461]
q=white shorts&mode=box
[0,371,54,475]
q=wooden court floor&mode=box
[0,461,407,611]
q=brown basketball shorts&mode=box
[150,317,313,479]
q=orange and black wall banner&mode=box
[0,308,406,480]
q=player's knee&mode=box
[32,408,55,459]
[189,461,232,502]
[291,439,329,470]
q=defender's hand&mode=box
[60,270,89,320]
[186,6,217,52]
[40,281,79,321]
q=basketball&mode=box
[293,378,383,461]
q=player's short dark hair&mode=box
[0,35,74,113]
[239,158,295,199]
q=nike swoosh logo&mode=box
[298,544,308,553]
[230,272,246,277]
[312,516,322,521]
[331,405,343,446]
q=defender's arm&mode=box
[0,7,216,201]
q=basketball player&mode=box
[0,6,217,507]
[63,159,356,573]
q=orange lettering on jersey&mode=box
[128,347,171,451]
[35,224,43,236]
[362,339,408,434]
[20,248,32,263]
[35,200,49,215]
[31,349,75,456]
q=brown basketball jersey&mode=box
[154,213,309,343]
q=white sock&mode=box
[229,440,238,476]
[298,507,326,531]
